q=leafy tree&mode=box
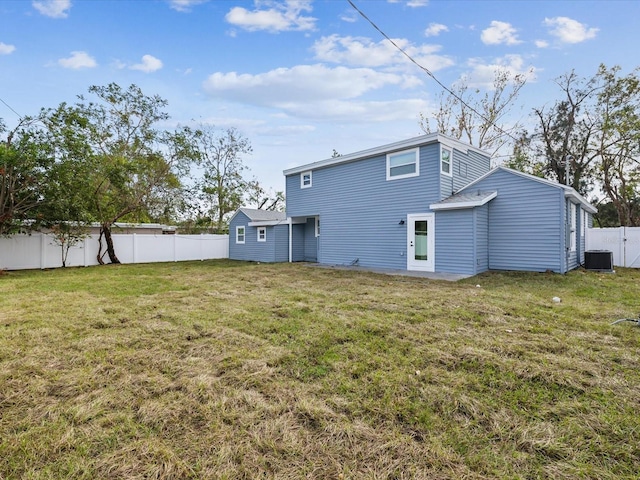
[0,116,53,235]
[420,69,531,158]
[593,65,640,226]
[45,83,197,264]
[192,126,253,232]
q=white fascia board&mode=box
[282,133,491,177]
[248,218,304,227]
[564,190,598,214]
[429,191,497,210]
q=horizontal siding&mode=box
[468,170,564,272]
[229,212,284,263]
[274,225,290,262]
[292,224,305,262]
[475,204,489,273]
[434,209,476,274]
[285,141,491,270]
[304,218,318,262]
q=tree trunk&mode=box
[97,223,121,264]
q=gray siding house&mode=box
[230,133,596,275]
[228,208,289,263]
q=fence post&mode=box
[132,233,137,264]
[173,235,177,262]
[40,233,46,269]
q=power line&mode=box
[0,96,23,120]
[346,0,520,145]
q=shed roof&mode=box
[238,208,287,222]
[430,190,497,210]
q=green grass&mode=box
[1,261,639,479]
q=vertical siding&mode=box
[434,209,476,274]
[467,170,565,272]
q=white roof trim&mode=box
[430,191,497,210]
[459,166,597,214]
[283,133,490,176]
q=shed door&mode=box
[407,213,434,272]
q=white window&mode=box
[387,148,419,180]
[301,171,312,188]
[315,217,320,237]
[236,226,245,244]
[257,227,266,242]
[441,146,452,176]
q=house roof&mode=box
[229,207,288,226]
[283,133,491,176]
[430,190,498,211]
[458,166,598,214]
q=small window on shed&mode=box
[257,227,266,242]
[301,171,312,188]
[236,226,245,244]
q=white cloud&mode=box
[225,0,316,32]
[406,0,429,6]
[203,64,418,111]
[425,23,448,37]
[0,43,16,55]
[312,35,453,73]
[387,0,429,6]
[58,51,97,69]
[464,55,536,89]
[481,21,521,46]
[168,0,207,12]
[32,0,71,18]
[543,17,598,44]
[535,39,549,48]
[130,55,163,73]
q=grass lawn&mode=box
[0,260,639,479]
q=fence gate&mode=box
[586,227,640,268]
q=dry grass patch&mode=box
[1,260,639,479]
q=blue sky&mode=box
[1,0,638,193]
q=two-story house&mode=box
[229,133,596,275]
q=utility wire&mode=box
[0,96,22,120]
[346,0,520,145]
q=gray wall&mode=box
[229,212,288,263]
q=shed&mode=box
[228,208,289,263]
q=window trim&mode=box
[440,145,452,177]
[301,170,312,189]
[257,226,266,242]
[236,226,245,244]
[570,203,577,252]
[386,148,419,181]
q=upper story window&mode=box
[236,226,245,244]
[257,227,266,242]
[441,146,452,176]
[386,148,419,181]
[301,171,312,188]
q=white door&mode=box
[407,213,435,271]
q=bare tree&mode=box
[420,69,531,158]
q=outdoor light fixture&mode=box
[399,219,405,225]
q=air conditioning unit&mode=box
[585,250,614,271]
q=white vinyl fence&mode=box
[586,227,640,268]
[0,233,229,270]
